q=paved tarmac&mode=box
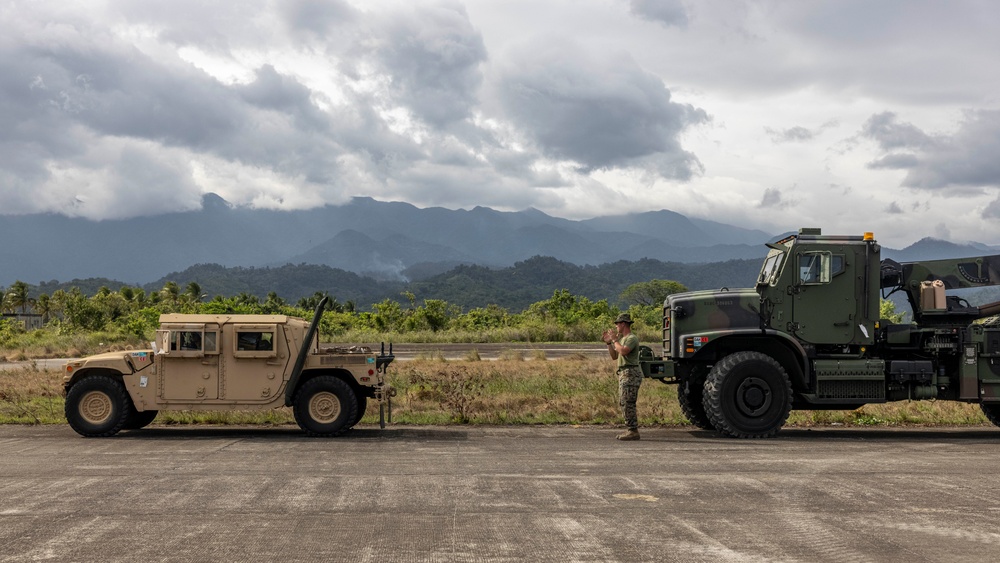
[2,424,1000,562]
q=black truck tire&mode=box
[293,376,358,437]
[123,409,159,430]
[703,351,792,439]
[678,365,714,430]
[351,396,368,427]
[65,375,132,437]
[981,403,1000,427]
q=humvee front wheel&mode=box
[124,409,159,430]
[703,351,791,439]
[65,375,132,437]
[981,403,1000,427]
[293,376,358,437]
[678,365,713,430]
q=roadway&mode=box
[2,424,999,562]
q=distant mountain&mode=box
[0,194,776,286]
[9,197,1000,297]
[26,256,762,311]
[280,230,476,281]
[883,237,1000,262]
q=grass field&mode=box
[2,357,994,430]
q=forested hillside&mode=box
[24,256,761,311]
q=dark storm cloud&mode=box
[0,5,362,216]
[983,197,1000,220]
[495,39,707,178]
[359,2,487,128]
[758,187,784,208]
[861,111,935,151]
[862,110,1000,191]
[282,0,358,37]
[629,0,689,28]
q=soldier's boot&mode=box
[616,428,640,441]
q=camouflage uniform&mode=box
[616,333,642,430]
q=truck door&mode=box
[791,251,857,344]
[156,324,221,401]
[225,324,289,402]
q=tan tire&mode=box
[65,375,132,437]
[292,376,358,437]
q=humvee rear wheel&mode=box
[703,351,791,439]
[351,396,368,427]
[678,365,714,430]
[293,376,358,437]
[981,403,1000,427]
[65,375,132,437]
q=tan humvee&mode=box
[62,299,394,437]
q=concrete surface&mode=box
[2,424,999,562]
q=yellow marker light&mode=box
[863,232,874,240]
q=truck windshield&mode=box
[758,251,785,286]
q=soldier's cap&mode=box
[614,313,634,325]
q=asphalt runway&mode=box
[2,424,1000,562]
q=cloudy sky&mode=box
[2,0,999,248]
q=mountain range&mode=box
[2,194,998,294]
[1,194,775,286]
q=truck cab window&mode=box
[798,252,832,285]
[758,252,785,286]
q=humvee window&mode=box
[203,331,218,353]
[234,325,277,358]
[179,331,202,350]
[798,252,832,285]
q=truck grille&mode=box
[817,380,885,400]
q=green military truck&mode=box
[63,298,395,437]
[641,228,1000,438]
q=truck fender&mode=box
[685,328,809,391]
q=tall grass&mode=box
[1,358,994,428]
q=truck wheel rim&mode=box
[309,392,341,423]
[736,377,771,417]
[80,391,113,424]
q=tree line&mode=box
[1,279,688,344]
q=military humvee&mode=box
[62,298,394,437]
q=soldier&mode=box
[602,313,642,440]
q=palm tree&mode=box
[185,282,203,303]
[161,281,180,304]
[35,294,52,323]
[120,286,135,301]
[263,291,286,313]
[6,281,31,314]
